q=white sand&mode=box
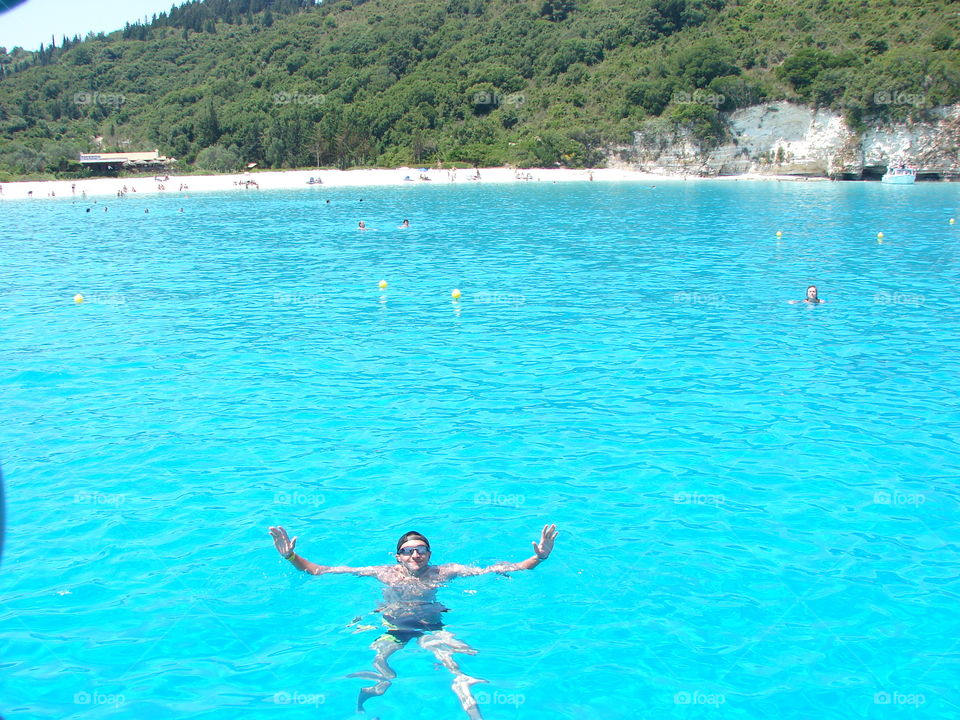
[0,166,683,201]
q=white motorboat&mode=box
[881,165,917,184]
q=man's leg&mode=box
[418,631,487,720]
[347,635,404,711]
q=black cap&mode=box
[396,531,430,553]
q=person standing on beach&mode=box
[268,524,558,719]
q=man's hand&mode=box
[269,526,297,558]
[533,524,558,559]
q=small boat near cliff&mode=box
[882,165,917,184]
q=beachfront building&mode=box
[78,150,175,175]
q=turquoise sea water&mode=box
[1,180,959,719]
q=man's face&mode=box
[396,540,431,573]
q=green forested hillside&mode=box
[0,0,957,178]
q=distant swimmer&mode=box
[269,524,558,719]
[790,285,824,304]
[358,220,368,230]
[399,219,410,228]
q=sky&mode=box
[0,0,184,52]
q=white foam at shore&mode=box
[0,166,817,201]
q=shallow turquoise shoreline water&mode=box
[1,180,959,718]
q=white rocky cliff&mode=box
[614,102,960,179]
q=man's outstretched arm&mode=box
[441,524,558,579]
[269,526,386,577]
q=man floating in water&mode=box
[268,524,558,718]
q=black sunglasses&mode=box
[397,545,429,556]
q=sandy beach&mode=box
[0,166,818,201]
[0,167,644,201]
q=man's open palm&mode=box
[533,524,558,559]
[269,526,297,557]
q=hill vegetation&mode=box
[0,0,957,178]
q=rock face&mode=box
[612,102,960,179]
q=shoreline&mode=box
[0,167,831,201]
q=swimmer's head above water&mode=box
[789,284,825,304]
[396,531,431,574]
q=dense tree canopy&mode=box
[0,0,957,178]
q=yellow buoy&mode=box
[74,294,84,304]
[951,218,956,225]
[451,288,462,300]
[877,232,884,240]
[776,231,782,238]
[378,279,388,290]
